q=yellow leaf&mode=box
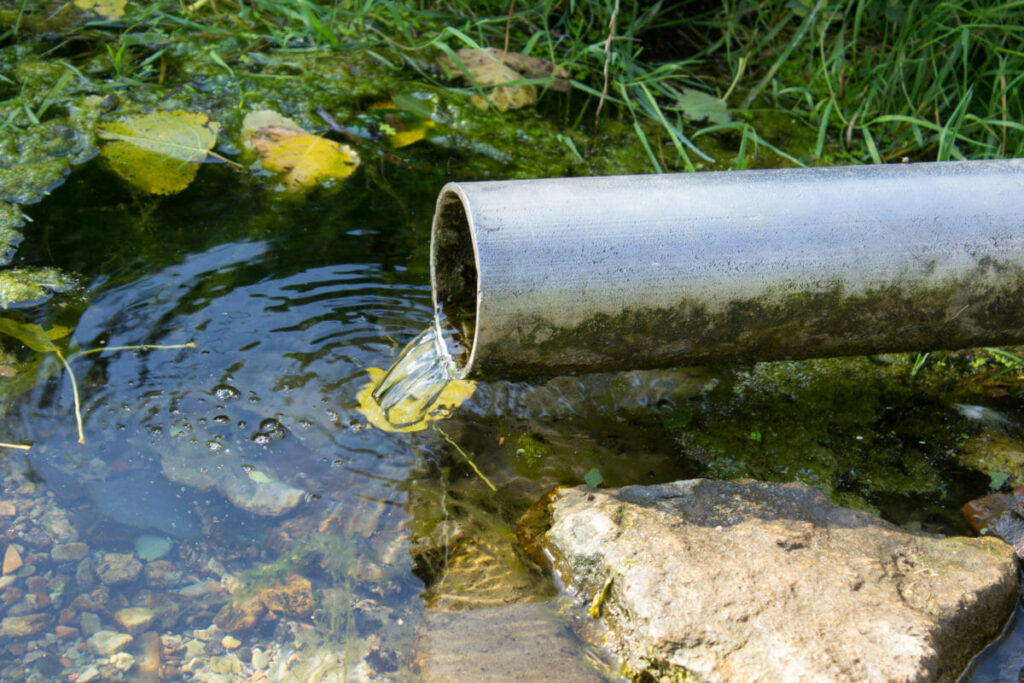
[98,111,220,195]
[356,367,476,433]
[73,0,126,19]
[99,111,219,163]
[364,104,435,148]
[250,127,360,191]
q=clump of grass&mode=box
[6,0,1023,168]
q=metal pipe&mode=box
[430,160,1024,380]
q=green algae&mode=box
[664,355,996,517]
[0,268,77,308]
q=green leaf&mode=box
[46,325,72,341]
[674,89,732,126]
[664,407,692,429]
[391,94,434,119]
[0,317,58,353]
[989,471,1011,490]
[584,467,604,488]
[247,469,272,484]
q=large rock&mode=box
[540,479,1017,682]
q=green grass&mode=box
[3,0,1022,168]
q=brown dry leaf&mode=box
[442,48,570,91]
[250,126,360,191]
[482,48,571,92]
[439,48,541,111]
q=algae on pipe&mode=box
[430,160,1024,380]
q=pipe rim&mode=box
[430,183,479,380]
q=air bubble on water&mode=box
[212,384,240,401]
[207,439,223,452]
[258,418,284,438]
[212,415,230,425]
[251,433,271,446]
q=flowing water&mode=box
[1,161,1023,680]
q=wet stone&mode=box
[77,665,100,683]
[87,630,133,657]
[95,552,142,585]
[2,545,23,575]
[0,613,51,638]
[79,612,101,637]
[542,479,1019,682]
[50,542,89,562]
[145,559,185,588]
[114,607,155,634]
[109,652,135,672]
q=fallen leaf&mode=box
[439,48,539,111]
[364,102,434,148]
[73,0,126,19]
[99,111,220,195]
[442,47,570,92]
[673,88,732,126]
[356,367,476,432]
[247,470,272,484]
[241,110,303,149]
[250,127,360,190]
[486,48,571,92]
[0,317,59,353]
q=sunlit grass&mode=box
[4,0,1023,167]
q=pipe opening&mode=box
[430,188,478,378]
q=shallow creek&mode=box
[0,161,1022,680]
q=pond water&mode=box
[1,159,1022,681]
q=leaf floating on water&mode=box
[72,0,126,19]
[247,469,272,484]
[356,367,476,433]
[0,317,58,353]
[240,109,303,149]
[250,126,360,191]
[584,467,604,488]
[364,101,435,149]
[673,89,732,125]
[98,111,221,195]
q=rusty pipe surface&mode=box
[430,160,1024,380]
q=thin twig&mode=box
[54,349,83,444]
[71,342,196,359]
[0,442,31,450]
[501,0,515,63]
[436,427,496,492]
[595,0,620,124]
